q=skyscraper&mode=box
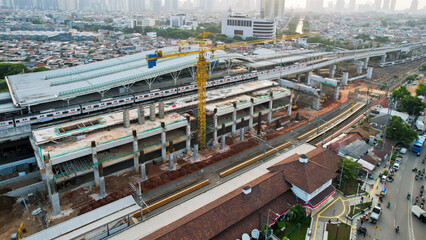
[335,0,345,11]
[260,0,285,19]
[306,0,323,12]
[382,0,390,10]
[410,0,418,11]
[390,0,396,11]
[150,0,161,11]
[349,0,356,12]
[374,0,382,11]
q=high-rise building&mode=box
[222,10,276,39]
[129,0,145,11]
[382,0,390,10]
[306,0,323,12]
[410,0,418,11]
[335,0,345,11]
[260,0,285,19]
[374,0,382,11]
[349,0,356,11]
[390,0,396,11]
[150,0,161,11]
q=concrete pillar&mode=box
[168,154,174,171]
[249,98,254,129]
[221,134,226,150]
[99,177,106,198]
[193,144,199,161]
[305,71,312,86]
[329,65,336,79]
[267,93,273,123]
[140,163,147,182]
[213,112,218,142]
[342,72,349,85]
[363,57,369,69]
[395,52,400,59]
[161,122,166,162]
[232,103,237,135]
[132,130,139,173]
[288,94,293,116]
[123,109,130,128]
[138,106,145,125]
[185,116,191,151]
[240,127,245,141]
[296,74,301,82]
[313,96,321,110]
[333,86,340,100]
[381,55,387,63]
[366,67,373,80]
[159,101,165,119]
[356,64,362,74]
[91,141,100,187]
[51,193,61,216]
[150,104,156,121]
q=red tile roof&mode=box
[372,138,397,159]
[372,97,389,108]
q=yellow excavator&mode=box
[292,94,300,110]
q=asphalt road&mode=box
[361,149,426,240]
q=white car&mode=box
[393,163,400,171]
[400,148,407,154]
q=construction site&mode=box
[0,36,425,239]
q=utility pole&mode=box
[382,96,393,151]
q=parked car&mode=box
[400,148,407,154]
[411,205,426,223]
[393,163,400,171]
[395,156,403,164]
[370,206,382,223]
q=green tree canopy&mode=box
[386,116,417,144]
[416,83,426,96]
[339,158,361,184]
[391,86,410,100]
[0,63,29,79]
[31,18,43,24]
[287,204,306,223]
[401,95,425,116]
[420,64,426,72]
[32,67,50,72]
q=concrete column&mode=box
[288,94,293,116]
[333,86,340,100]
[99,177,106,198]
[395,52,400,59]
[366,67,373,80]
[232,103,237,135]
[193,144,199,161]
[221,134,226,150]
[159,101,165,119]
[161,122,166,162]
[305,71,312,86]
[356,64,362,74]
[150,104,156,121]
[138,106,145,125]
[381,55,387,63]
[240,127,245,141]
[123,109,130,128]
[140,163,147,182]
[296,74,301,82]
[168,154,174,171]
[267,93,273,123]
[363,57,369,69]
[329,65,336,79]
[91,141,100,187]
[313,96,321,110]
[186,116,191,151]
[51,193,61,216]
[213,109,218,142]
[342,72,349,85]
[249,99,254,129]
[132,130,139,173]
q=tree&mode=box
[31,18,43,24]
[420,64,426,72]
[401,95,425,116]
[416,83,426,96]
[386,116,417,144]
[32,67,50,72]
[0,63,29,79]
[391,86,410,100]
[339,158,361,183]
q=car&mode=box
[395,156,403,164]
[400,148,407,154]
[370,206,382,223]
[393,163,400,171]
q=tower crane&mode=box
[146,32,316,149]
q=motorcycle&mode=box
[408,193,411,199]
[395,226,399,233]
[387,202,391,208]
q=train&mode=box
[379,55,424,68]
[1,62,308,130]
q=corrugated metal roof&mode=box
[25,195,139,240]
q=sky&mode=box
[284,0,426,10]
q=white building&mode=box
[221,11,276,39]
[170,14,186,28]
[141,19,156,27]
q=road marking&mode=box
[313,197,342,240]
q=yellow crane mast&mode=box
[146,32,316,149]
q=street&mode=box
[358,150,426,240]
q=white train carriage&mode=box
[15,106,81,126]
[134,88,177,102]
[177,85,197,93]
[0,120,14,129]
[81,96,134,113]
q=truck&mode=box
[370,206,382,223]
[416,120,424,132]
[411,205,426,223]
[412,136,425,156]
